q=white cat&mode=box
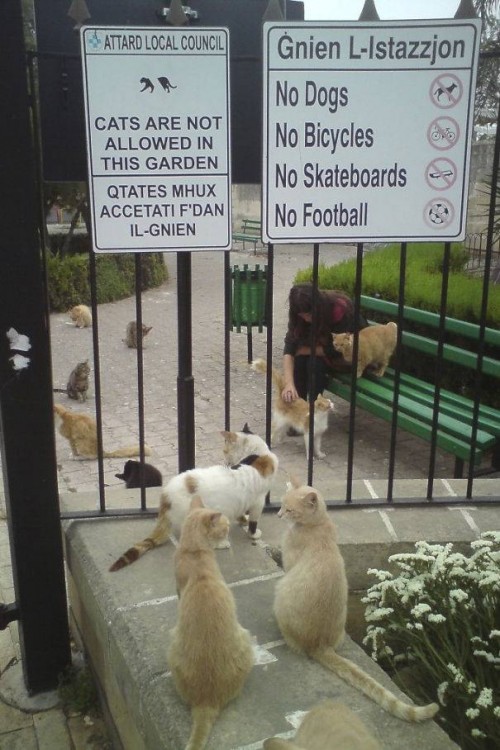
[109,425,278,571]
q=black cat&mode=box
[115,460,163,488]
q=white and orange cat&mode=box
[251,358,333,459]
[168,497,253,750]
[109,426,278,571]
[68,304,92,328]
[53,403,151,459]
[264,700,381,750]
[333,322,397,378]
[272,477,439,723]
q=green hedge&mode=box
[295,243,500,325]
[295,243,500,407]
[46,251,168,311]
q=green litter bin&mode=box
[231,264,268,362]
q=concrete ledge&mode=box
[62,502,472,750]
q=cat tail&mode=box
[251,358,285,395]
[313,647,438,723]
[109,494,172,571]
[185,706,220,750]
[103,444,152,458]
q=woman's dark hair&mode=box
[287,283,333,340]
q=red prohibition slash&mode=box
[425,157,457,191]
[424,198,455,230]
[429,74,463,109]
[427,117,460,151]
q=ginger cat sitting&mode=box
[264,700,381,750]
[251,358,334,459]
[53,404,151,459]
[168,497,253,750]
[68,304,92,328]
[272,477,438,723]
[333,321,397,378]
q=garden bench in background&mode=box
[232,218,263,254]
[327,295,500,478]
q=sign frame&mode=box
[80,25,231,253]
[262,20,481,244]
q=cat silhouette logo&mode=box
[139,76,177,93]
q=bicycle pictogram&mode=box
[427,117,460,151]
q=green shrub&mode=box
[294,243,500,323]
[46,251,168,311]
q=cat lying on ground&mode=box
[272,476,439,722]
[109,425,278,571]
[263,700,381,750]
[53,404,151,459]
[123,321,152,348]
[115,459,163,488]
[251,358,334,459]
[168,497,253,750]
[333,322,397,378]
[68,304,92,328]
[53,360,90,402]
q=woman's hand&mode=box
[282,383,298,403]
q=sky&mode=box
[303,1,466,21]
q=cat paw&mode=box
[214,539,231,549]
[248,528,262,540]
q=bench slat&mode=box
[361,296,500,347]
[328,380,489,462]
[331,373,495,447]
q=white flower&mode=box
[367,568,393,581]
[411,603,431,618]
[449,589,468,602]
[437,681,448,706]
[471,729,486,738]
[470,539,493,550]
[490,630,500,639]
[447,663,465,684]
[427,613,446,624]
[476,687,493,708]
[365,607,394,622]
[467,681,477,695]
[414,622,423,631]
[494,706,500,718]
[473,650,500,664]
[466,708,480,719]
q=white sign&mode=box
[262,20,481,243]
[80,26,231,252]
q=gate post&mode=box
[0,1,71,692]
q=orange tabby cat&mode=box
[168,497,253,750]
[251,358,334,459]
[68,304,92,328]
[332,322,397,378]
[264,700,381,750]
[273,477,438,723]
[53,403,151,459]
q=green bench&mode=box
[232,218,262,254]
[327,295,500,478]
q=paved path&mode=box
[49,244,457,507]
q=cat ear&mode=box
[210,512,222,526]
[242,422,253,434]
[303,491,318,508]
[190,496,204,511]
[289,475,303,489]
[220,430,237,442]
